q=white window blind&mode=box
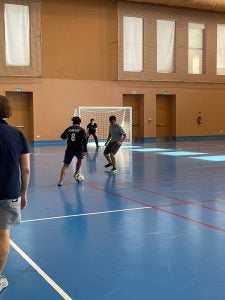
[217,24,225,75]
[157,20,175,73]
[4,4,30,66]
[188,23,205,74]
[123,16,143,72]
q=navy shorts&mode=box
[104,141,121,155]
[63,148,84,165]
[0,198,21,229]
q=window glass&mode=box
[188,23,205,74]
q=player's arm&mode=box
[20,153,30,209]
[118,133,126,144]
[82,130,88,153]
[86,124,90,136]
[105,132,112,145]
[60,128,68,139]
[117,128,127,144]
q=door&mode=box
[156,95,175,138]
[6,91,33,141]
[123,94,143,141]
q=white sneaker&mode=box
[0,276,8,292]
[57,181,63,187]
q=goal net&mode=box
[75,106,132,144]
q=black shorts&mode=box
[104,141,121,155]
[63,148,83,165]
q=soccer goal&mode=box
[75,106,132,144]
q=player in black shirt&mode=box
[58,116,87,186]
[87,119,99,147]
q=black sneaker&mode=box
[104,163,112,168]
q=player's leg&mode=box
[0,229,10,275]
[104,143,113,167]
[0,229,10,292]
[0,199,21,292]
[75,159,82,174]
[86,133,90,144]
[58,148,74,186]
[73,150,85,181]
[109,143,121,173]
[93,133,99,147]
[58,163,69,186]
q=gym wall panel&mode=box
[41,0,118,80]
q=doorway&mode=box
[156,94,176,139]
[123,94,144,141]
[6,91,34,142]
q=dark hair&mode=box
[109,115,116,122]
[90,119,94,122]
[0,95,12,118]
[72,116,81,124]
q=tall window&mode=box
[123,16,143,72]
[217,24,225,75]
[4,4,30,66]
[157,20,175,73]
[188,23,205,74]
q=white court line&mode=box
[22,207,152,223]
[10,240,73,300]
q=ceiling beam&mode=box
[125,0,225,13]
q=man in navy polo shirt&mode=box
[0,96,30,292]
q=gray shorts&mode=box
[0,198,21,229]
[104,141,121,155]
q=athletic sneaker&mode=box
[109,168,117,173]
[0,276,8,292]
[104,163,112,168]
[57,181,63,187]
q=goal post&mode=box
[75,106,132,144]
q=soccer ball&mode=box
[74,173,84,182]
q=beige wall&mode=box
[2,79,225,140]
[1,0,225,141]
[42,0,118,80]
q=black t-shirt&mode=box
[87,122,97,133]
[61,125,87,152]
[0,119,29,200]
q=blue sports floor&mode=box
[2,140,225,300]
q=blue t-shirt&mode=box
[0,119,29,200]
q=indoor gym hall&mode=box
[2,139,225,299]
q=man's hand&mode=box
[81,151,87,158]
[21,195,27,209]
